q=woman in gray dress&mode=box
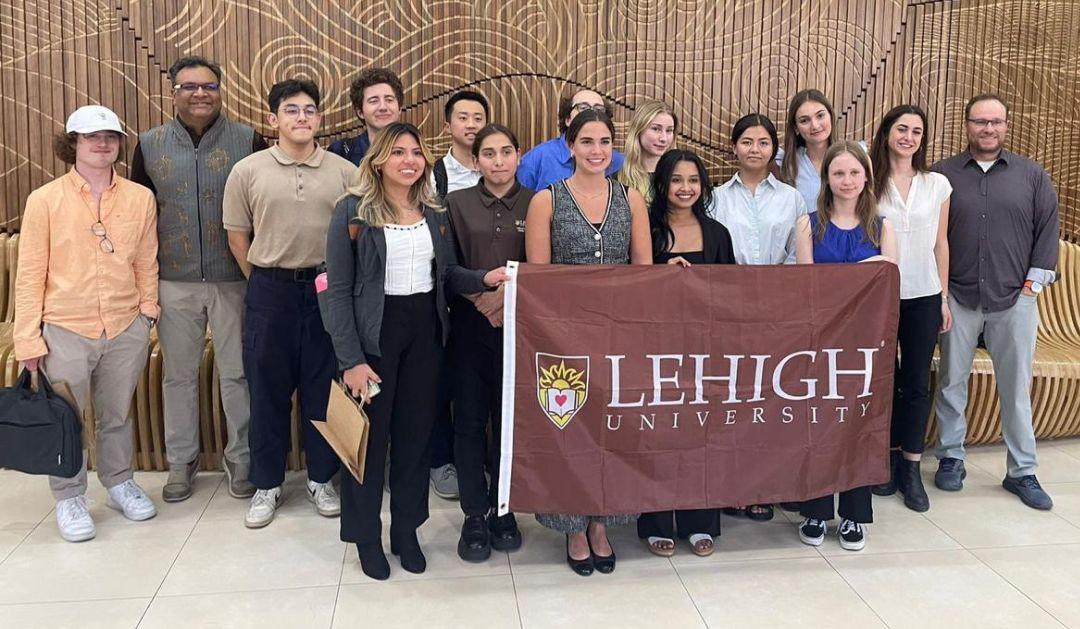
[524,109,652,575]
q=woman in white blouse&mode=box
[324,123,506,580]
[868,105,952,513]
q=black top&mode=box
[656,250,705,264]
[654,215,736,265]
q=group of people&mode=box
[12,56,1060,582]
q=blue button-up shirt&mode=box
[709,173,807,265]
[518,135,624,191]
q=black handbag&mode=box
[0,368,83,477]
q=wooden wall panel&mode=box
[1,0,1078,240]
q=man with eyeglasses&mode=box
[14,105,160,542]
[931,94,1060,510]
[517,88,625,191]
[130,56,268,504]
[223,79,355,528]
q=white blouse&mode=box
[383,219,435,296]
[876,172,953,299]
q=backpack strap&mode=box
[433,158,449,200]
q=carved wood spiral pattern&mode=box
[1,0,1078,238]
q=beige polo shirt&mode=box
[223,144,356,268]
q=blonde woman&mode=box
[793,140,896,551]
[323,122,507,580]
[618,100,677,202]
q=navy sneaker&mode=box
[934,457,966,491]
[1002,475,1053,510]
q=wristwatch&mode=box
[1024,280,1043,294]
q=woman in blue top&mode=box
[793,140,896,552]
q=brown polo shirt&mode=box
[222,144,356,269]
[445,180,531,271]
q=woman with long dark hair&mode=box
[525,109,651,576]
[638,149,734,558]
[868,105,953,512]
[323,123,507,580]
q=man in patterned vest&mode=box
[130,56,268,502]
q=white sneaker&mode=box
[106,480,157,521]
[245,487,282,529]
[307,480,341,517]
[56,495,96,542]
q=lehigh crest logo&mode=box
[535,353,589,429]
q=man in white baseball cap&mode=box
[14,103,160,542]
[65,104,127,135]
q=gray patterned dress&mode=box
[535,177,638,534]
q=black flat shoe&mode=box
[489,512,522,552]
[356,543,390,581]
[391,531,427,574]
[458,515,492,562]
[587,536,616,574]
[566,536,594,576]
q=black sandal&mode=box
[746,504,774,522]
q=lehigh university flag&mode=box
[497,261,900,515]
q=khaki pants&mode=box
[158,280,249,470]
[43,318,151,500]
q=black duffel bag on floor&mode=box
[0,368,83,477]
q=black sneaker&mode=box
[838,519,865,551]
[1002,475,1053,510]
[457,515,491,562]
[798,518,827,546]
[489,512,522,552]
[934,457,967,491]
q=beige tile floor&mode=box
[2,439,1080,628]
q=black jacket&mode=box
[701,215,737,264]
[323,196,488,370]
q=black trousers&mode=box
[449,302,504,517]
[637,509,720,539]
[428,354,455,469]
[800,487,873,523]
[892,293,943,454]
[245,267,338,489]
[340,292,442,545]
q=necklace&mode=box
[567,178,606,200]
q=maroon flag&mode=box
[497,261,900,515]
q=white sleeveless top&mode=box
[876,172,952,299]
[383,219,435,295]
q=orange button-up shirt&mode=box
[14,168,160,360]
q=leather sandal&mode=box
[689,534,715,557]
[646,536,675,557]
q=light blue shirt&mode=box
[709,173,807,265]
[518,135,624,191]
[775,141,867,212]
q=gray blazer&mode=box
[323,196,488,370]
